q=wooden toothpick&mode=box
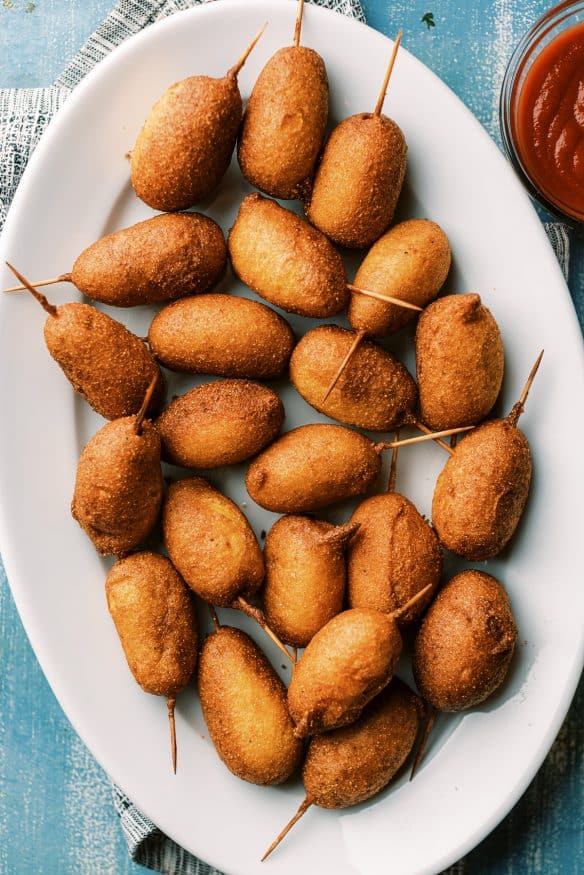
[373,30,403,116]
[293,0,305,46]
[228,23,267,78]
[133,372,159,435]
[377,426,473,451]
[5,262,59,316]
[261,797,313,861]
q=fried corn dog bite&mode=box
[246,423,382,513]
[432,353,542,560]
[131,26,265,211]
[4,214,227,307]
[287,579,432,739]
[263,679,423,860]
[72,377,163,557]
[46,305,163,419]
[163,481,292,664]
[414,570,517,712]
[148,294,294,379]
[228,195,421,321]
[288,608,399,737]
[349,219,451,336]
[156,379,284,469]
[198,624,303,785]
[306,113,406,249]
[416,293,504,430]
[238,0,328,199]
[303,678,422,804]
[246,422,469,514]
[106,551,197,772]
[6,263,162,420]
[290,324,418,431]
[228,194,348,318]
[163,478,263,606]
[306,33,406,249]
[72,214,226,307]
[263,516,359,648]
[348,493,441,621]
[347,437,441,621]
[433,421,531,560]
[410,569,518,777]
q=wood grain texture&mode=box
[0,1,582,873]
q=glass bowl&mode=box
[500,0,584,225]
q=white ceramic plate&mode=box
[1,2,583,873]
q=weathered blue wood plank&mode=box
[0,2,582,874]
[0,1,108,89]
[0,559,145,874]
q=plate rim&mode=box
[0,2,583,874]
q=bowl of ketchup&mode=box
[501,0,584,224]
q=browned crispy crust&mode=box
[304,679,423,808]
[287,608,402,737]
[432,419,531,560]
[350,219,451,336]
[198,627,303,785]
[131,75,242,211]
[106,551,197,696]
[348,493,441,622]
[246,424,381,513]
[413,570,518,711]
[263,516,350,648]
[45,303,162,420]
[148,294,294,379]
[306,113,407,249]
[415,293,504,430]
[72,213,227,307]
[228,193,348,317]
[238,46,328,199]
[290,324,417,431]
[71,418,163,557]
[162,478,264,606]
[155,379,284,469]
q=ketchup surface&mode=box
[514,21,584,219]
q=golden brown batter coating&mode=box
[415,293,504,430]
[432,418,531,560]
[198,626,303,785]
[413,570,517,711]
[228,194,348,318]
[348,493,441,622]
[162,478,264,606]
[72,214,226,308]
[71,418,163,557]
[148,294,294,379]
[131,75,242,211]
[350,219,451,336]
[290,325,418,431]
[306,113,407,249]
[263,516,356,648]
[106,552,197,696]
[238,46,328,199]
[246,423,381,513]
[156,379,284,469]
[287,607,402,736]
[304,678,423,808]
[44,303,162,420]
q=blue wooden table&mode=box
[0,2,582,873]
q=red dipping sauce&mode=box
[509,15,584,221]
